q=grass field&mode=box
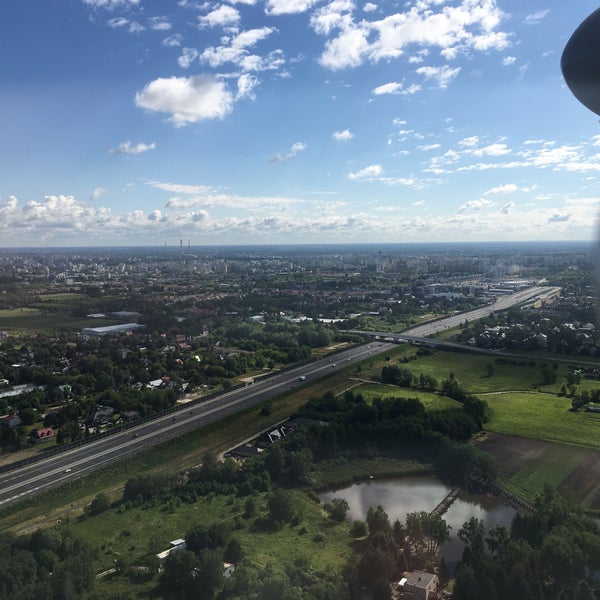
[70,487,354,598]
[0,308,120,333]
[505,443,590,500]
[483,391,600,449]
[357,382,463,411]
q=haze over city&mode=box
[1,0,599,246]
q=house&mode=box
[156,539,187,563]
[34,428,55,443]
[121,410,140,422]
[398,571,439,600]
[2,415,22,428]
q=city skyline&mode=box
[1,0,599,246]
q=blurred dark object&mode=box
[561,8,600,116]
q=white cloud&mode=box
[90,187,106,200]
[266,0,321,16]
[471,143,510,157]
[502,56,516,66]
[198,5,241,28]
[236,74,260,100]
[416,65,461,89]
[270,141,307,162]
[484,184,518,195]
[109,141,157,155]
[178,48,199,68]
[364,3,377,12]
[135,75,235,126]
[459,199,494,211]
[108,17,129,28]
[419,144,441,151]
[198,28,280,71]
[148,17,172,31]
[316,0,509,71]
[525,10,550,25]
[372,82,403,95]
[82,0,140,9]
[332,129,353,141]
[500,201,515,214]
[458,136,480,147]
[149,181,213,195]
[162,34,183,47]
[348,164,382,180]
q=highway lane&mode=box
[0,341,393,508]
[399,286,561,338]
[0,285,558,508]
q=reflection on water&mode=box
[319,476,517,571]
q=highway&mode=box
[0,285,560,508]
[0,341,393,508]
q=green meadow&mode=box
[483,391,600,449]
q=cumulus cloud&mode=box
[416,65,461,89]
[82,0,140,9]
[135,75,236,126]
[459,199,494,211]
[315,0,509,71]
[348,164,382,180]
[372,82,403,95]
[148,17,171,31]
[162,34,183,47]
[266,0,321,16]
[198,5,241,28]
[502,56,516,66]
[364,3,377,13]
[332,129,353,141]
[484,184,518,195]
[109,141,156,155]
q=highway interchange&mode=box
[0,285,561,509]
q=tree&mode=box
[88,492,110,516]
[325,497,349,522]
[366,505,391,536]
[372,578,392,600]
[224,538,243,564]
[267,489,296,525]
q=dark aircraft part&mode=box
[561,8,600,116]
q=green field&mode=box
[65,488,353,598]
[483,391,600,449]
[0,308,119,333]
[505,443,589,500]
[357,382,463,411]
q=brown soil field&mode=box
[558,452,600,510]
[477,432,550,478]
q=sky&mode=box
[1,0,600,247]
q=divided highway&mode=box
[0,342,393,508]
[0,285,560,509]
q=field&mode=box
[357,382,463,411]
[0,307,119,333]
[64,487,354,598]
[478,433,600,509]
[483,391,600,449]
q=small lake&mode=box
[319,475,517,571]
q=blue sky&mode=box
[1,0,599,246]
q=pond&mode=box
[319,475,517,571]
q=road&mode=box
[0,285,561,509]
[0,342,393,508]
[400,286,560,338]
